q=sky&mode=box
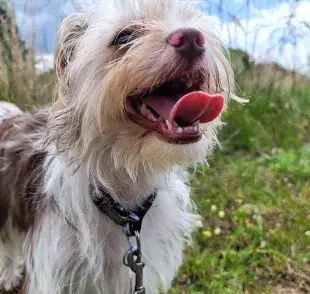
[13,0,310,74]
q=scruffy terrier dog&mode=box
[0,0,238,293]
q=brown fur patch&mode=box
[0,111,47,233]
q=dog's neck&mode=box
[60,149,173,206]
[95,171,147,203]
[93,162,169,206]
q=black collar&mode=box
[92,186,158,237]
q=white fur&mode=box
[26,153,198,294]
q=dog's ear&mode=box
[55,13,88,78]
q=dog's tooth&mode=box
[146,109,154,120]
[184,127,194,133]
[166,120,172,131]
[185,79,193,88]
[140,103,147,116]
[150,114,158,122]
[176,127,183,134]
[194,126,199,132]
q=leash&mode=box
[92,186,158,294]
[123,231,145,294]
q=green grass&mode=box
[220,84,310,155]
[169,147,310,293]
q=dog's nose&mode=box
[168,28,205,60]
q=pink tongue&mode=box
[144,92,224,125]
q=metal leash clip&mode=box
[123,231,145,294]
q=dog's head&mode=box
[53,0,235,176]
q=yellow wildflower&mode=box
[211,205,217,212]
[203,230,212,238]
[218,210,225,218]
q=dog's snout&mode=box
[168,28,205,60]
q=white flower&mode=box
[211,205,217,212]
[214,228,221,235]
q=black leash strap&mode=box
[92,187,157,293]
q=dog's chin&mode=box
[137,133,212,170]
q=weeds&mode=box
[170,147,310,293]
[0,1,53,109]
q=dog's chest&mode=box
[90,183,198,294]
[38,157,198,294]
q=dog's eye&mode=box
[112,31,135,46]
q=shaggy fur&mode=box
[0,0,237,293]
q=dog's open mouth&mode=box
[125,76,224,144]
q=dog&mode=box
[0,0,238,293]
